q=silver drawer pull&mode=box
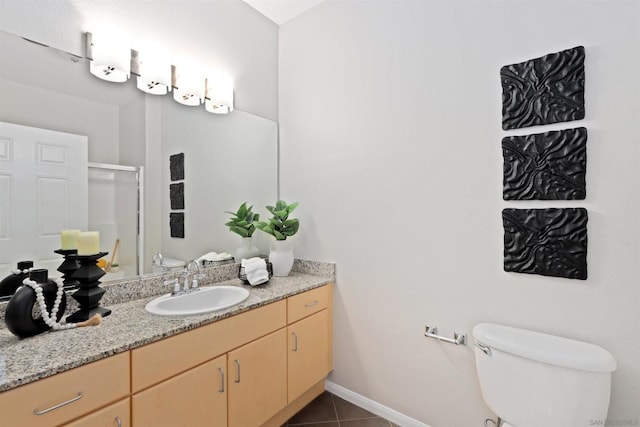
[234,360,241,383]
[218,367,225,393]
[304,300,318,308]
[292,332,298,352]
[116,416,122,427]
[33,392,83,415]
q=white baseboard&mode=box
[325,380,432,427]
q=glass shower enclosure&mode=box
[87,163,143,280]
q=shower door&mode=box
[88,163,142,280]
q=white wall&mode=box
[0,79,119,163]
[0,0,279,120]
[280,1,640,426]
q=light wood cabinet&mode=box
[0,352,130,427]
[131,300,286,392]
[132,355,227,427]
[227,328,287,427]
[1,283,333,427]
[62,398,130,427]
[287,309,330,403]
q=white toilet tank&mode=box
[472,323,616,427]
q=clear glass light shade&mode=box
[173,63,204,106]
[205,75,234,114]
[89,29,131,83]
[136,46,172,95]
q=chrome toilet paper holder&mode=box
[424,325,466,345]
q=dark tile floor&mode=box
[283,391,399,427]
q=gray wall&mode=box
[279,1,640,426]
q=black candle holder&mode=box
[54,249,80,290]
[66,252,111,322]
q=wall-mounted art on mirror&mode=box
[170,183,185,210]
[503,127,587,200]
[170,212,185,238]
[502,208,587,280]
[170,153,185,181]
[501,46,585,130]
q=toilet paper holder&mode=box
[424,325,466,345]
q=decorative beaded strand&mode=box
[11,268,33,275]
[22,277,102,331]
[23,277,75,330]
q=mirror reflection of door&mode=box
[0,121,88,279]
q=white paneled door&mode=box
[0,122,88,277]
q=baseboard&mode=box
[325,381,431,427]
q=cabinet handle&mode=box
[218,367,225,393]
[292,332,298,352]
[33,392,83,415]
[304,300,319,308]
[234,360,241,383]
[115,416,122,427]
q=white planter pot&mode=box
[235,236,259,262]
[269,239,294,277]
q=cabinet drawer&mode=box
[287,285,332,324]
[132,300,286,392]
[0,352,130,427]
[62,397,130,427]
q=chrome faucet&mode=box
[184,259,202,291]
[152,252,165,270]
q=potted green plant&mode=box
[255,200,299,276]
[225,202,260,262]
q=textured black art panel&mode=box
[170,153,184,181]
[503,127,587,200]
[170,212,185,238]
[503,208,587,280]
[170,183,184,210]
[501,46,585,130]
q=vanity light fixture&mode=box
[172,61,205,106]
[85,31,234,114]
[205,74,234,114]
[87,29,131,83]
[134,44,172,95]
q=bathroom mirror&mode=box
[0,30,278,290]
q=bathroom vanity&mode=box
[0,265,334,427]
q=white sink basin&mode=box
[145,285,250,316]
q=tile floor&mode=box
[283,391,399,427]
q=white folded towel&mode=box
[197,252,234,263]
[241,257,269,286]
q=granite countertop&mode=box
[0,268,333,393]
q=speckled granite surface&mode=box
[0,260,335,393]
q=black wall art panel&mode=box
[170,183,185,210]
[502,208,587,280]
[503,127,587,200]
[170,212,185,238]
[170,153,185,181]
[501,46,585,130]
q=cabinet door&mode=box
[62,398,130,427]
[227,328,287,427]
[132,354,227,427]
[287,309,330,403]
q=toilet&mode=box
[472,323,616,427]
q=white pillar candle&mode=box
[77,231,100,256]
[60,229,81,250]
